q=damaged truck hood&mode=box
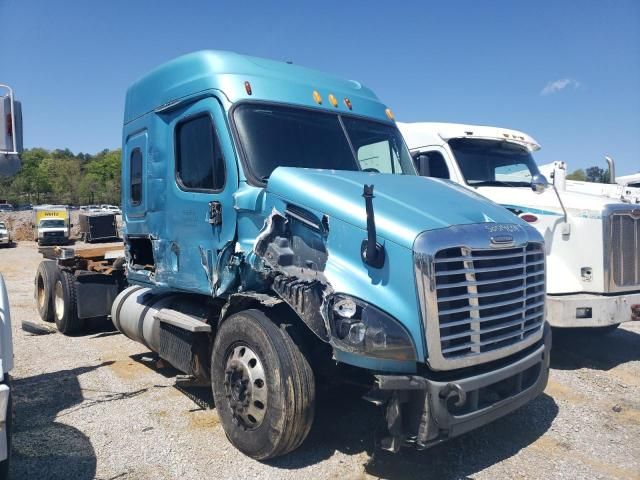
[267,167,520,248]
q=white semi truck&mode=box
[399,122,640,332]
[0,84,22,478]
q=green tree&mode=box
[585,166,610,183]
[566,169,587,181]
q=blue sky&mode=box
[1,0,638,175]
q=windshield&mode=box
[40,219,65,228]
[449,138,540,187]
[233,103,415,182]
[0,223,5,229]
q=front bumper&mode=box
[0,237,9,245]
[369,323,551,452]
[547,291,640,328]
[38,236,68,245]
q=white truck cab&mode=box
[617,172,640,189]
[398,122,640,331]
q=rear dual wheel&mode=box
[211,309,315,460]
[53,270,82,335]
[34,261,59,322]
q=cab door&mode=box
[164,96,238,295]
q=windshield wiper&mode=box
[470,180,529,187]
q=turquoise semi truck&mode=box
[35,51,551,459]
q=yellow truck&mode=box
[32,205,71,245]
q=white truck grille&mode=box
[609,211,640,289]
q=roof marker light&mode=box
[313,90,322,104]
[385,108,394,120]
[244,81,252,95]
[328,94,338,107]
[344,98,352,110]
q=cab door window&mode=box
[130,148,143,205]
[175,114,225,191]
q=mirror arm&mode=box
[551,182,570,233]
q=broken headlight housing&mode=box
[327,294,416,361]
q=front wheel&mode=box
[211,309,315,460]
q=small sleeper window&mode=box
[130,148,142,205]
[176,114,225,191]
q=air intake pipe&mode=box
[605,155,616,184]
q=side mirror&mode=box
[531,174,548,193]
[0,85,23,177]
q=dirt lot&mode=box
[1,241,639,480]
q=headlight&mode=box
[327,294,416,361]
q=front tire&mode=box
[53,270,82,335]
[211,309,315,460]
[34,261,59,322]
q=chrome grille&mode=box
[609,211,640,289]
[414,223,546,371]
[434,243,545,359]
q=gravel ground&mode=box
[1,241,639,480]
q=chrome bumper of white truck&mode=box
[547,291,640,327]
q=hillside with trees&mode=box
[0,148,121,205]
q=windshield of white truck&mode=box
[40,219,65,228]
[449,138,541,187]
[233,103,415,183]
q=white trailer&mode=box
[398,122,640,332]
[538,160,640,204]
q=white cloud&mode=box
[540,78,581,96]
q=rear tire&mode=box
[34,261,59,322]
[53,270,82,335]
[211,309,315,460]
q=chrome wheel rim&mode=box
[224,344,268,429]
[54,281,64,320]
